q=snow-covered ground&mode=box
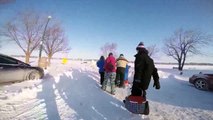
[0,58,213,120]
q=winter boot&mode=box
[111,91,115,95]
[143,101,149,115]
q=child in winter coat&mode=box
[96,56,105,85]
[124,65,130,86]
[115,54,128,88]
[101,53,116,95]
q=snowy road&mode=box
[0,63,142,120]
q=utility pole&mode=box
[38,16,52,66]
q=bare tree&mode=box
[147,44,159,57]
[100,42,117,58]
[43,24,70,65]
[1,11,44,63]
[163,29,212,71]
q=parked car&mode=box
[189,73,213,90]
[0,54,44,83]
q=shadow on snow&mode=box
[37,69,143,120]
[147,72,213,111]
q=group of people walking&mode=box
[96,42,160,97]
[96,53,129,95]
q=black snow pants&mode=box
[115,67,125,87]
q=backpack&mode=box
[107,61,114,71]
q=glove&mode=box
[153,81,160,89]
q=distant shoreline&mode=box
[10,55,213,66]
[155,62,213,66]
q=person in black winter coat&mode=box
[131,42,160,98]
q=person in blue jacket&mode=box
[96,56,105,85]
[124,65,130,86]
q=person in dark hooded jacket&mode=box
[96,56,105,85]
[131,42,160,98]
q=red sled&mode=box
[124,95,149,115]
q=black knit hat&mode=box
[120,54,124,57]
[136,42,145,50]
[108,52,113,56]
